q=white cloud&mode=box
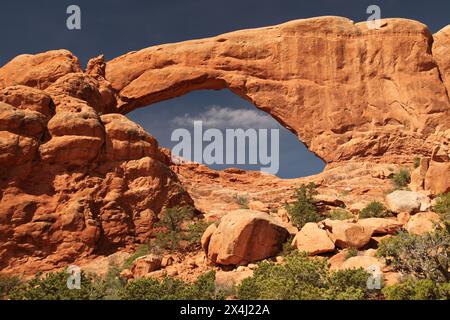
[170,105,280,129]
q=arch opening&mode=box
[127,89,325,178]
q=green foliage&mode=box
[328,209,353,221]
[346,248,358,259]
[286,183,323,228]
[413,157,421,169]
[377,229,450,283]
[93,263,128,300]
[120,271,222,300]
[237,251,370,300]
[359,201,392,219]
[235,194,249,209]
[184,220,211,248]
[390,168,411,190]
[280,236,295,256]
[434,192,450,222]
[7,267,222,301]
[383,278,450,300]
[9,271,104,300]
[154,206,209,251]
[0,274,21,299]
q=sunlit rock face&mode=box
[0,16,449,274]
[106,17,450,164]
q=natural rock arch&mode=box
[105,16,450,164]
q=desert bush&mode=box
[359,201,392,219]
[286,183,323,228]
[93,263,128,300]
[390,168,411,190]
[154,206,209,251]
[0,274,21,299]
[345,248,358,259]
[9,271,104,300]
[120,271,222,300]
[235,194,249,209]
[413,157,421,169]
[434,192,450,222]
[383,278,450,300]
[237,251,370,300]
[328,209,353,220]
[377,229,450,283]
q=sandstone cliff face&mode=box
[0,17,449,274]
[0,52,192,273]
[106,17,450,163]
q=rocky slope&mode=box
[0,16,449,277]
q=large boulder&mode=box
[425,142,450,195]
[405,212,442,235]
[320,219,372,249]
[357,218,403,235]
[204,210,289,265]
[291,223,335,255]
[338,256,385,271]
[385,190,431,213]
[0,49,82,89]
[130,254,162,279]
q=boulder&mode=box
[339,256,385,271]
[291,223,335,255]
[215,269,254,294]
[410,158,430,191]
[248,200,269,212]
[385,190,431,213]
[328,249,352,271]
[405,212,442,235]
[321,219,372,249]
[357,218,403,235]
[201,223,217,253]
[131,254,162,279]
[205,210,289,265]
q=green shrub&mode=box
[383,278,450,300]
[328,209,353,221]
[413,157,421,169]
[390,168,411,190]
[359,201,391,219]
[9,271,105,300]
[235,195,249,209]
[0,274,21,299]
[120,271,222,300]
[154,206,209,251]
[237,251,370,300]
[280,236,295,256]
[377,229,450,283]
[434,192,450,222]
[184,220,211,250]
[345,248,358,259]
[93,263,128,300]
[286,183,323,228]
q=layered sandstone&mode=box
[106,17,450,164]
[0,53,192,274]
[0,16,449,275]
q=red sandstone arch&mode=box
[104,17,450,164]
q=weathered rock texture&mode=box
[106,17,450,164]
[0,52,192,274]
[1,16,450,275]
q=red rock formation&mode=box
[0,16,449,275]
[0,53,192,274]
[105,17,450,164]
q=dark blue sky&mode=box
[1,1,449,177]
